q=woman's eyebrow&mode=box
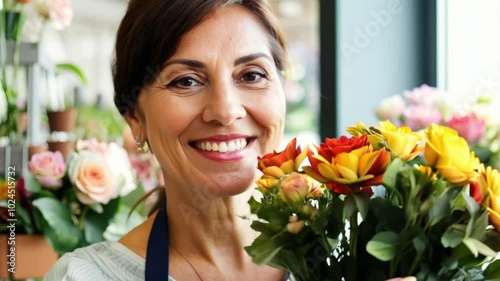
[162,53,271,69]
[163,59,206,68]
[234,53,272,66]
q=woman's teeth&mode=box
[195,139,248,153]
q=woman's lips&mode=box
[189,136,255,161]
[194,138,248,153]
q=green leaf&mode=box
[83,209,107,244]
[366,231,399,261]
[32,197,82,254]
[428,192,451,227]
[484,260,500,281]
[244,235,283,265]
[353,192,370,220]
[442,225,466,248]
[382,158,404,190]
[463,237,498,258]
[470,210,489,240]
[462,190,480,216]
[14,200,34,234]
[24,172,42,193]
[412,235,427,255]
[83,198,122,244]
[343,195,356,219]
[56,63,88,85]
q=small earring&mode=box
[134,136,148,153]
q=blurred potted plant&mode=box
[46,63,87,160]
[46,62,87,132]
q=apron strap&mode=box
[145,201,170,280]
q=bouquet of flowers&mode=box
[0,139,147,255]
[245,121,500,281]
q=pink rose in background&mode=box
[374,95,405,122]
[445,113,486,144]
[28,151,66,189]
[130,155,153,182]
[76,138,108,154]
[403,84,444,106]
[402,105,442,131]
[68,151,119,205]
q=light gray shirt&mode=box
[43,241,176,281]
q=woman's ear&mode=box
[124,108,146,141]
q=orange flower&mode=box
[257,138,308,179]
[304,143,391,192]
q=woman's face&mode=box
[126,5,286,196]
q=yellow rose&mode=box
[379,120,424,161]
[255,177,279,192]
[477,165,500,231]
[424,124,480,185]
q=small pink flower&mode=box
[68,151,118,205]
[403,84,444,106]
[76,138,108,154]
[445,113,486,144]
[130,155,153,182]
[28,151,66,189]
[402,105,442,131]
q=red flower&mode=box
[326,183,373,196]
[317,135,368,161]
[469,181,483,205]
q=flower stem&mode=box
[348,213,358,281]
[79,206,89,229]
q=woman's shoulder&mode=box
[43,241,146,281]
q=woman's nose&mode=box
[202,80,246,126]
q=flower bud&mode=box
[280,172,313,204]
[287,218,305,234]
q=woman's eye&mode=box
[241,71,267,83]
[168,76,201,88]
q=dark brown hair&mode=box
[112,0,288,116]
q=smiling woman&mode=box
[44,0,289,280]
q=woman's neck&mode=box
[166,187,256,267]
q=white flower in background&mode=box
[103,209,145,242]
[105,142,137,197]
[374,94,405,121]
[36,0,73,30]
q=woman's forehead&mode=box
[169,5,273,60]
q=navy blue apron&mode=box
[144,201,289,280]
[145,202,170,280]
